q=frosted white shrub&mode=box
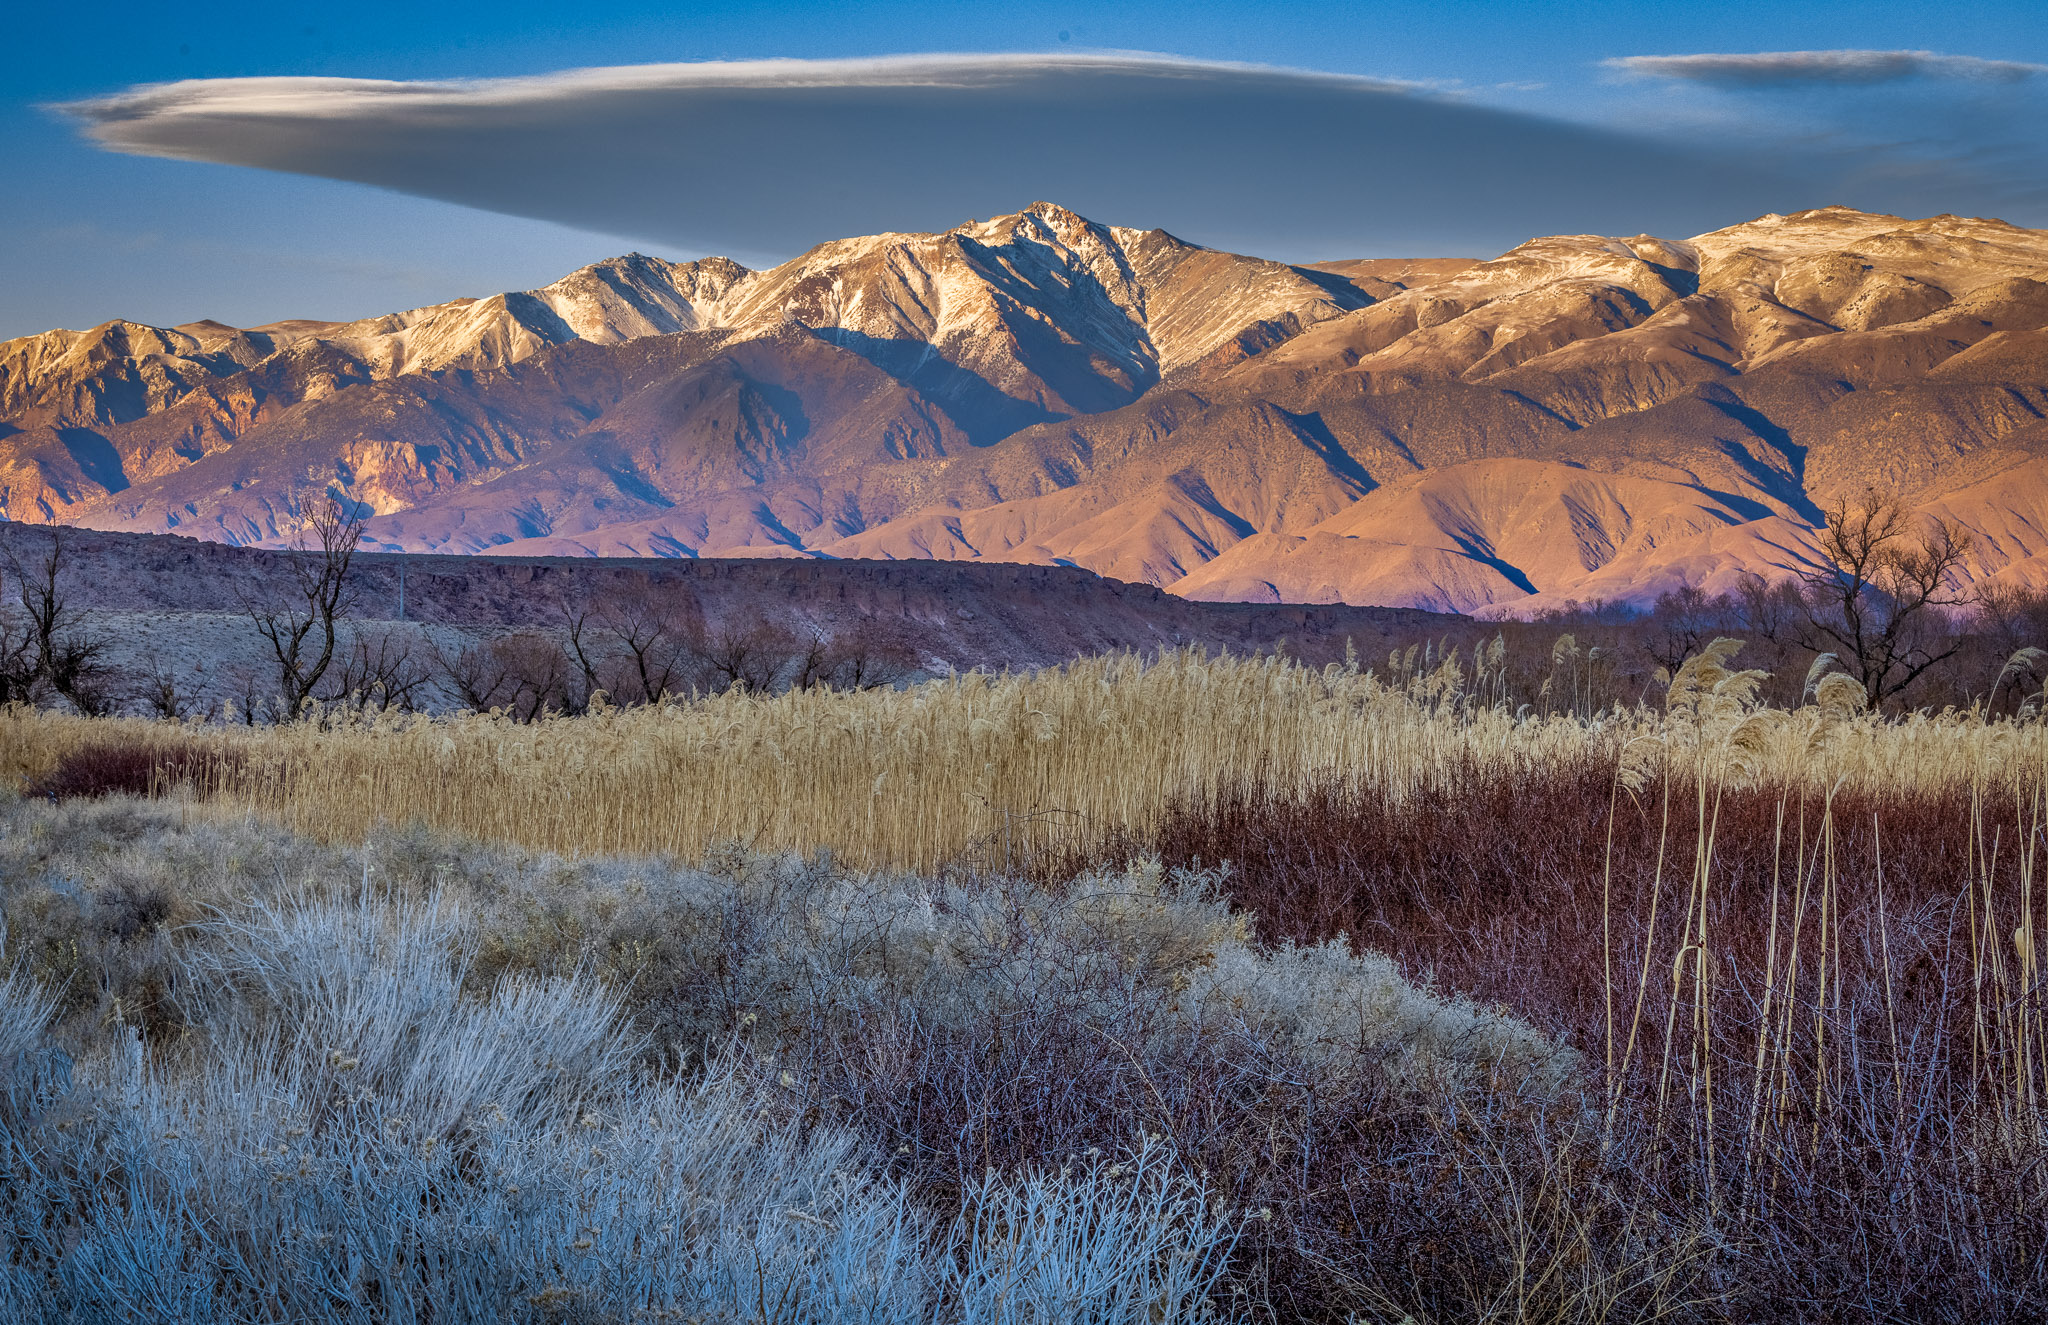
[178,888,632,1135]
[950,1139,1243,1325]
[0,892,936,1325]
[0,799,1577,1324]
[1181,938,1576,1095]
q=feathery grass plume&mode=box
[1993,646,2048,715]
[1665,637,1745,708]
[1664,636,1772,744]
[1813,670,1867,719]
[1802,652,1842,703]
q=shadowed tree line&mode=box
[1285,489,2048,720]
[2,500,917,724]
[5,486,2048,722]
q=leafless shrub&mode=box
[434,630,583,720]
[0,526,119,715]
[320,626,433,713]
[239,495,366,718]
[22,740,240,804]
[1122,753,2048,1320]
[140,664,196,720]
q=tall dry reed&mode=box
[7,648,2048,870]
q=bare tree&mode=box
[440,650,498,712]
[560,599,606,703]
[693,619,803,694]
[220,664,272,725]
[241,497,366,719]
[0,598,37,705]
[1642,583,1736,674]
[603,585,698,703]
[558,581,701,705]
[1975,581,2048,659]
[1734,573,1803,646]
[434,631,581,721]
[322,626,433,713]
[1973,583,2048,716]
[834,625,915,690]
[498,633,583,719]
[789,617,917,692]
[1,526,118,714]
[142,664,196,720]
[790,631,835,692]
[434,634,520,714]
[1772,489,1975,710]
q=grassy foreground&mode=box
[5,646,2048,1321]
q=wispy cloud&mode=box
[1606,50,2048,88]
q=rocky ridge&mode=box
[4,203,2047,614]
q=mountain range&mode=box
[5,201,2046,615]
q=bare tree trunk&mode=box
[240,497,367,720]
[1,526,118,714]
[1767,489,1975,711]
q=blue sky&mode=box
[5,1,2046,338]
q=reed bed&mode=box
[7,648,2048,871]
[1119,744,2048,1317]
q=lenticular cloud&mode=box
[1606,49,2047,88]
[59,52,1800,260]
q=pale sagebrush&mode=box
[949,1139,1242,1325]
[1,891,935,1325]
[632,851,1569,1098]
[0,798,1569,1106]
[1182,938,1573,1096]
[176,887,632,1135]
[6,1043,936,1324]
[0,951,68,1130]
[3,852,1363,1325]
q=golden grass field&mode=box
[7,646,2046,869]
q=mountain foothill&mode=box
[5,200,2046,616]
